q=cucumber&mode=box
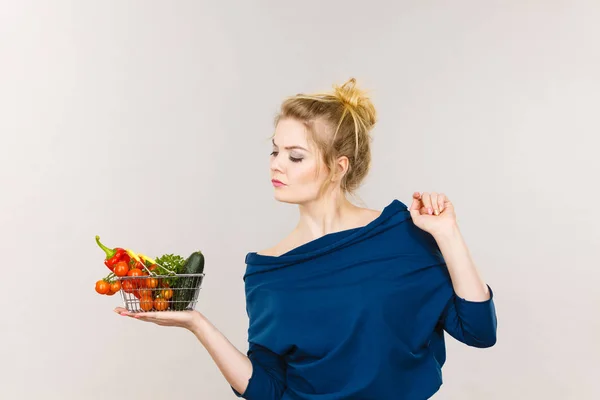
[172,251,204,311]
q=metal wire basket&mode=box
[118,273,205,313]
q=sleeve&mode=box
[440,284,498,348]
[231,342,287,399]
[407,220,498,349]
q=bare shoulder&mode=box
[255,244,279,257]
[353,206,382,227]
[358,208,383,226]
[256,206,382,257]
[256,234,299,257]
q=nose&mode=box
[270,153,284,174]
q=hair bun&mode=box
[333,78,362,108]
[333,77,377,127]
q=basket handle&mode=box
[126,250,176,276]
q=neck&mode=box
[295,191,359,240]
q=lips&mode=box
[272,179,285,186]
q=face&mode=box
[269,118,331,204]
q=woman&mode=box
[115,78,497,400]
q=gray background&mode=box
[1,1,598,399]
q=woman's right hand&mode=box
[114,306,200,331]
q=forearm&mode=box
[434,223,490,301]
[189,313,252,395]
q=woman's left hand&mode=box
[409,191,457,236]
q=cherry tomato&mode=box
[122,280,135,294]
[114,261,129,277]
[109,281,121,294]
[95,280,110,295]
[161,288,173,300]
[154,297,168,311]
[127,268,143,288]
[128,268,143,277]
[140,297,154,311]
[138,288,153,298]
[145,278,158,289]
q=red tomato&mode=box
[122,280,135,294]
[114,261,129,277]
[154,297,168,311]
[145,278,158,289]
[109,281,121,294]
[127,268,143,288]
[161,288,173,300]
[128,268,143,277]
[140,297,154,311]
[95,280,110,295]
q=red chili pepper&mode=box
[95,235,126,271]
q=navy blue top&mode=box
[233,199,497,400]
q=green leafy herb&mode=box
[154,253,186,287]
[154,253,186,273]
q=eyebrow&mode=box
[272,139,308,151]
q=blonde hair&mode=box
[272,77,377,199]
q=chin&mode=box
[273,192,297,204]
[273,190,319,205]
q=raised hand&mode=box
[408,191,457,237]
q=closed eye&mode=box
[270,151,303,163]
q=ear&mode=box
[333,156,349,181]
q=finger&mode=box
[114,308,145,320]
[438,194,446,213]
[136,311,181,323]
[409,194,423,219]
[441,198,453,216]
[115,307,135,317]
[421,192,433,215]
[430,192,439,215]
[409,194,421,211]
[129,314,164,324]
[134,312,161,321]
[412,192,428,215]
[135,313,184,327]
